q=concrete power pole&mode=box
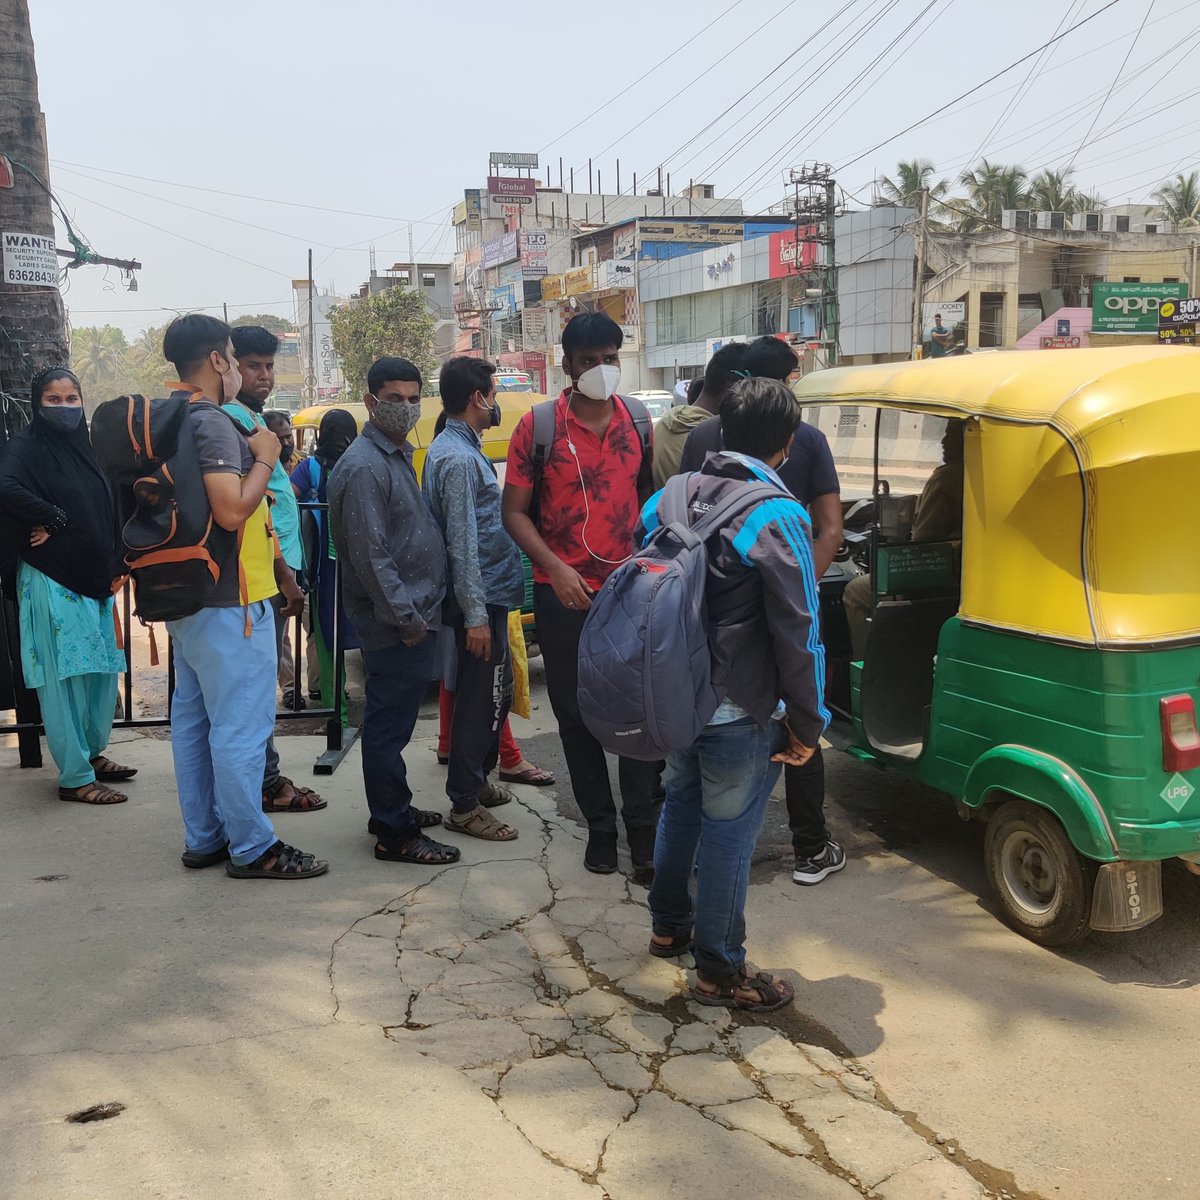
[911,187,930,359]
[0,0,68,438]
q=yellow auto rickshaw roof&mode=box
[795,347,1200,647]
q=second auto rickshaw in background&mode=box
[795,346,1200,946]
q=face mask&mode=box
[39,406,83,433]
[372,397,422,440]
[575,363,621,401]
[479,394,502,428]
[219,357,242,403]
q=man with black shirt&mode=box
[678,336,846,886]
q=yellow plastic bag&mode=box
[509,610,530,720]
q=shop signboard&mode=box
[520,229,548,279]
[1040,335,1082,348]
[481,230,518,270]
[488,285,516,318]
[541,274,565,301]
[1157,296,1200,341]
[701,246,740,290]
[522,307,548,347]
[463,188,483,230]
[487,176,536,206]
[612,223,637,261]
[597,258,636,290]
[490,151,539,169]
[638,221,743,245]
[768,227,817,278]
[1092,281,1187,333]
[564,264,594,295]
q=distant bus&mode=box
[495,369,535,393]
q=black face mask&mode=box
[479,394,502,428]
[39,406,83,433]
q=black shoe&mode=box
[280,688,307,711]
[181,843,230,869]
[626,826,656,886]
[307,687,322,701]
[584,831,618,874]
[793,840,846,885]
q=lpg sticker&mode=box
[1160,773,1195,813]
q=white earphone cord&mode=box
[567,438,632,567]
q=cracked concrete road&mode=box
[1,704,1005,1200]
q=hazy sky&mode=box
[25,0,1199,337]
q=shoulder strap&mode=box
[617,394,653,458]
[529,399,557,478]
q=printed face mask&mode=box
[39,406,83,433]
[372,397,421,439]
[575,363,620,401]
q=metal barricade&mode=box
[0,502,357,775]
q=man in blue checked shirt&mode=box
[424,357,525,844]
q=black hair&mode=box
[438,355,496,416]
[31,367,81,407]
[703,341,749,391]
[686,378,704,404]
[163,313,233,375]
[367,356,422,395]
[720,377,800,461]
[741,336,799,382]
[231,325,280,358]
[561,312,623,360]
[263,410,292,431]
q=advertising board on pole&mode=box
[519,229,548,279]
[2,230,57,286]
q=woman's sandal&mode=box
[498,762,556,787]
[649,930,693,959]
[89,755,138,782]
[690,970,795,1012]
[443,806,519,841]
[478,782,515,808]
[414,808,444,828]
[59,782,128,805]
[226,840,329,879]
[375,834,462,864]
[262,776,327,813]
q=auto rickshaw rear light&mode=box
[1159,695,1200,771]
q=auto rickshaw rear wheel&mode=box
[984,800,1095,947]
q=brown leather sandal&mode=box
[443,806,519,841]
[59,782,128,805]
[262,776,326,813]
[690,970,795,1012]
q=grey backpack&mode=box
[577,473,783,760]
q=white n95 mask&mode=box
[575,363,620,401]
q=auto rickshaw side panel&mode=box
[917,619,1200,864]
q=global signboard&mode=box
[1092,281,1187,333]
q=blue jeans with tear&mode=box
[649,717,785,983]
[167,603,279,866]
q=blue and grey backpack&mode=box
[577,472,783,760]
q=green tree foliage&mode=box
[231,313,297,335]
[126,324,172,396]
[1153,171,1200,228]
[70,325,128,409]
[957,161,1029,231]
[328,288,436,397]
[875,159,950,209]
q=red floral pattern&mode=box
[507,390,646,590]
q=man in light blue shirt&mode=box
[226,325,322,814]
[424,357,524,843]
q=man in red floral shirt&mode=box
[503,313,659,878]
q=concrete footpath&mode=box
[0,712,1005,1200]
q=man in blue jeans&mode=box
[641,377,828,1011]
[328,357,456,866]
[161,314,327,880]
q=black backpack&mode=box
[91,393,239,622]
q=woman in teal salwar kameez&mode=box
[0,369,134,804]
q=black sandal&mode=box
[90,755,138,782]
[649,930,693,959]
[226,840,329,879]
[262,776,327,813]
[375,834,461,865]
[414,808,444,828]
[690,970,795,1012]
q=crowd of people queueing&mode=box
[0,311,845,1013]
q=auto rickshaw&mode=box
[290,388,544,643]
[291,387,542,478]
[794,346,1200,946]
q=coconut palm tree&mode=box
[957,160,1029,231]
[876,159,950,210]
[0,0,69,421]
[70,326,129,401]
[1028,168,1085,215]
[1152,171,1200,228]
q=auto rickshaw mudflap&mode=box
[1089,860,1163,932]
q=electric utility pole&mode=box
[788,163,839,367]
[911,187,930,358]
[0,0,67,438]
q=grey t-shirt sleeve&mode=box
[190,404,251,475]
